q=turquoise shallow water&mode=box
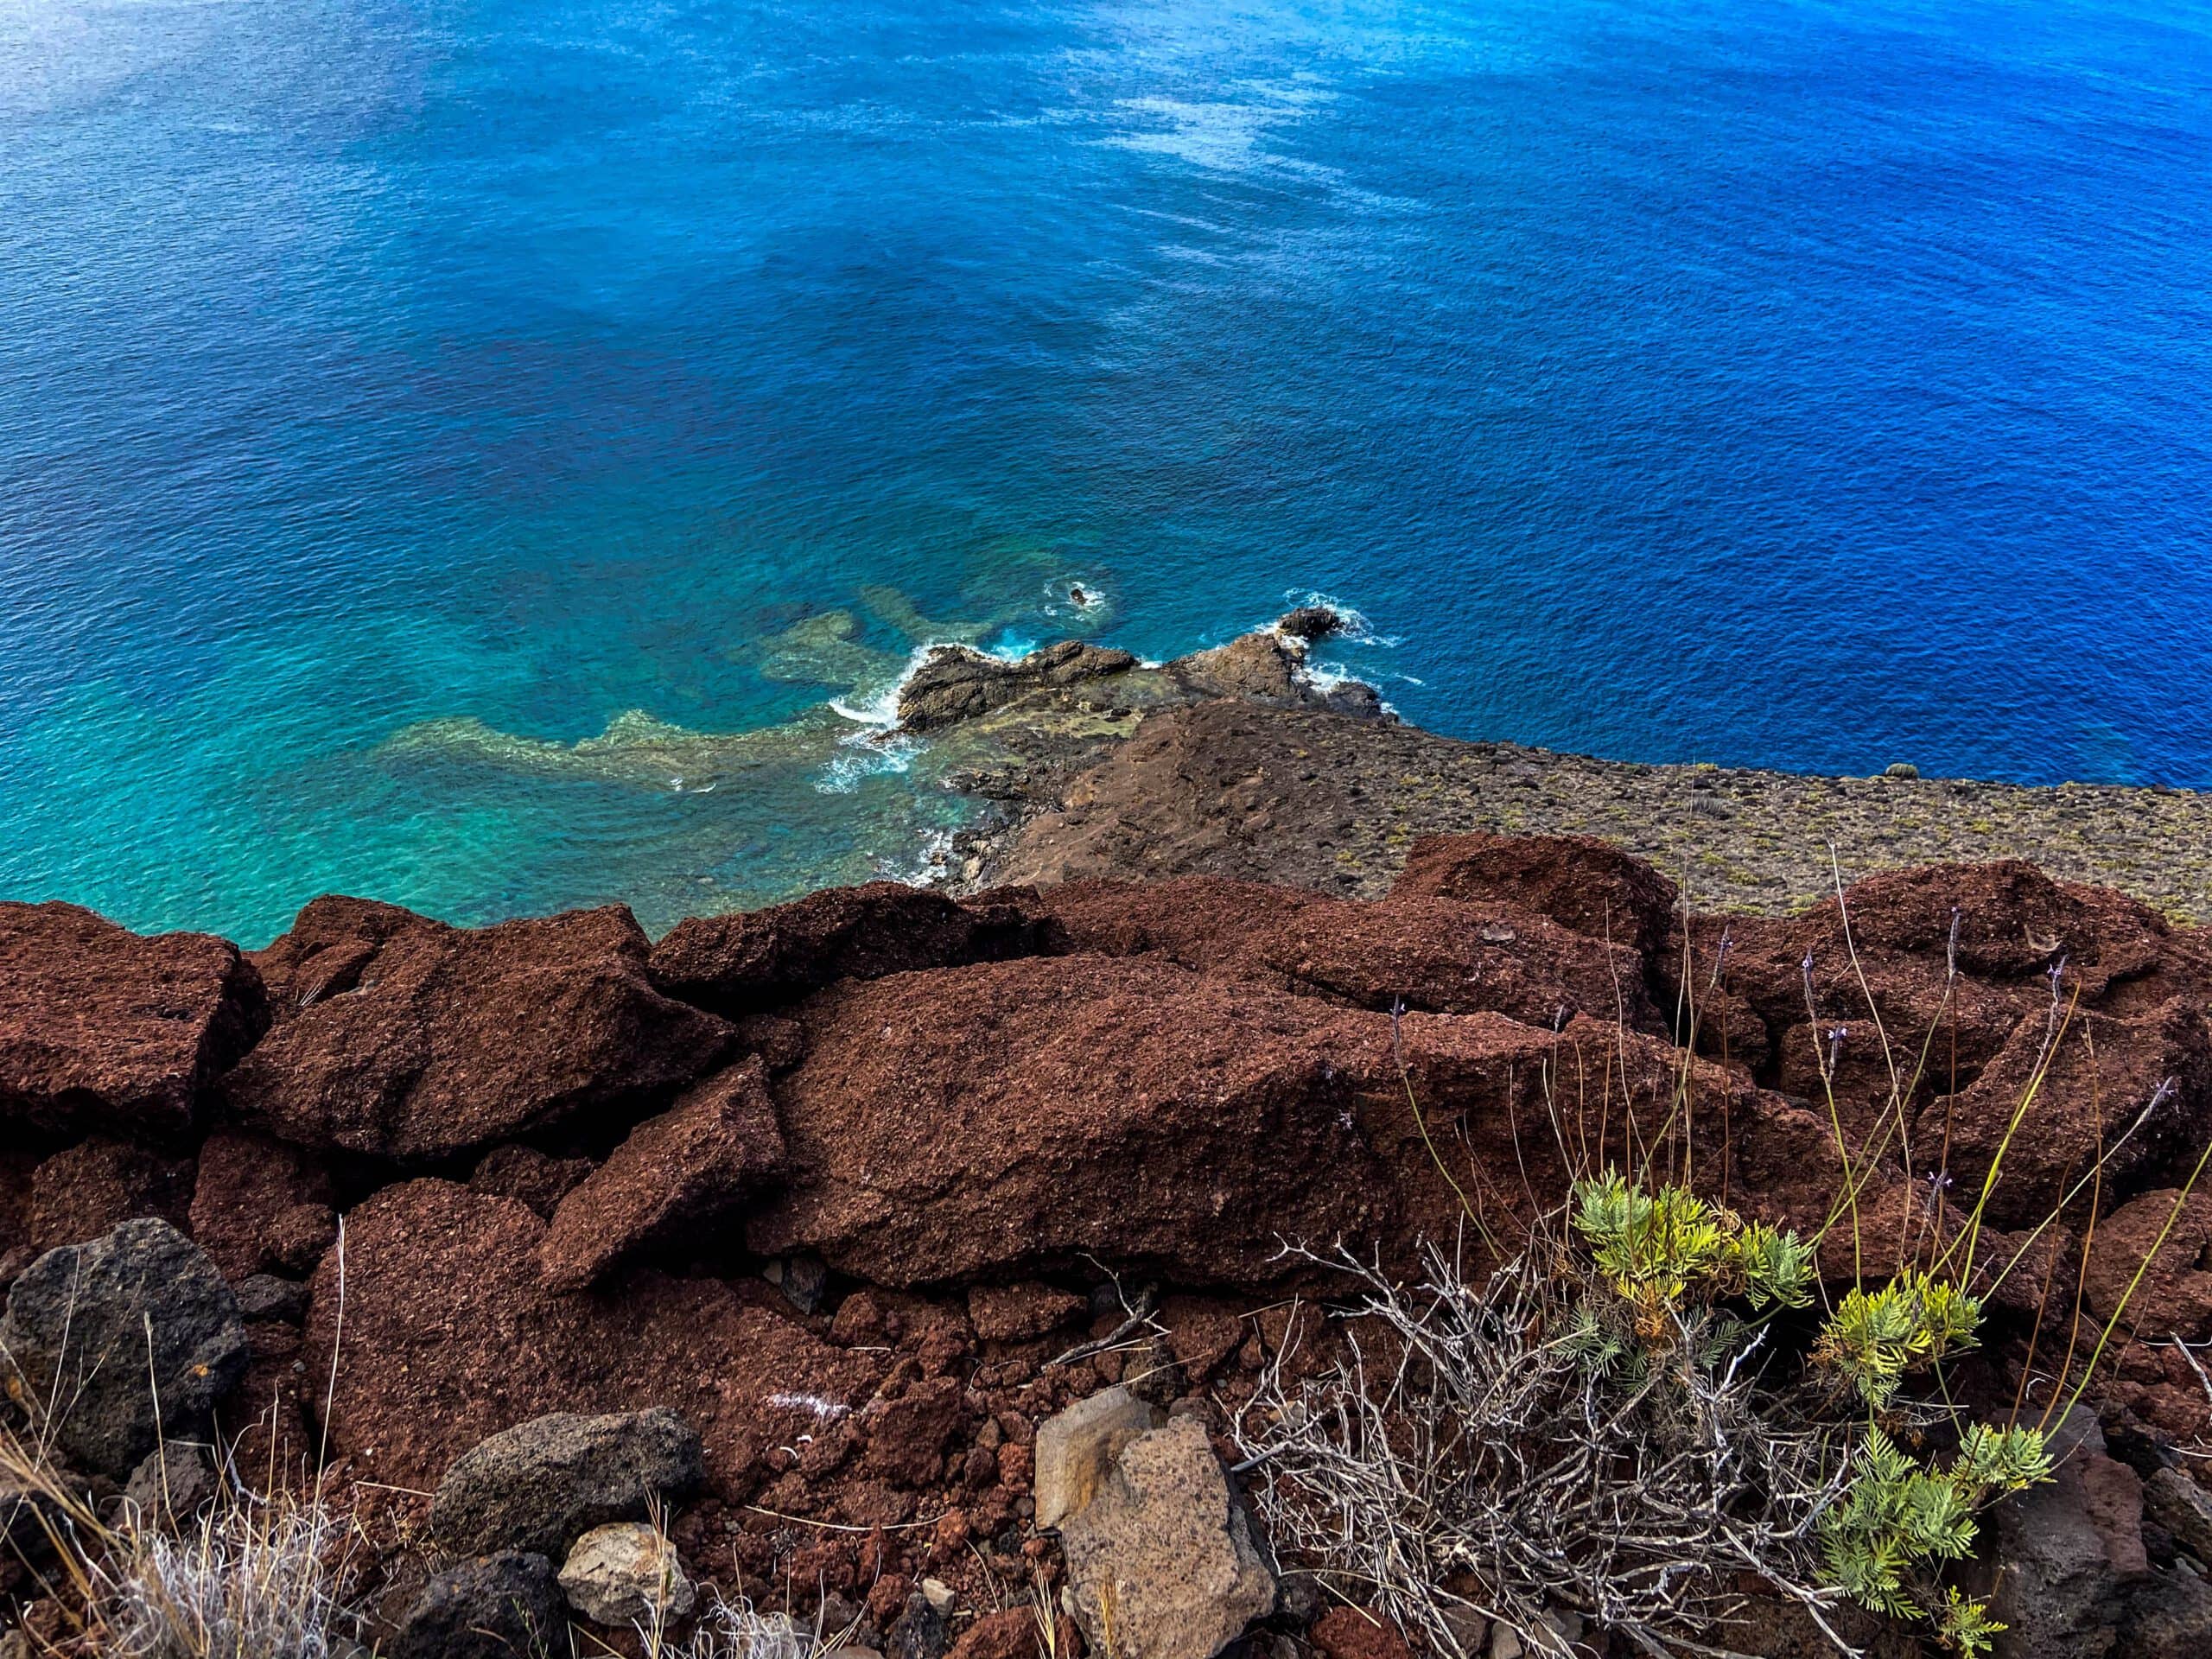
[3,0,2209,944]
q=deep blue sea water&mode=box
[3,0,2210,945]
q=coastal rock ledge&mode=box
[4,837,2212,1656]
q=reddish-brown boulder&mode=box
[1932,998,2211,1229]
[248,894,433,1014]
[650,882,1054,1016]
[1665,863,2212,1190]
[747,955,1843,1287]
[1018,877,1658,1031]
[2083,1188,2212,1341]
[304,1179,880,1498]
[0,901,265,1138]
[968,1282,1087,1344]
[188,1131,337,1281]
[225,900,732,1159]
[27,1136,194,1253]
[469,1146,596,1218]
[537,1055,785,1291]
[1394,831,1681,961]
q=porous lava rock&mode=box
[538,1055,785,1291]
[2083,1188,2212,1341]
[468,1144,596,1218]
[187,1130,335,1281]
[306,1179,879,1497]
[388,1550,563,1659]
[27,1136,194,1254]
[967,1281,1087,1344]
[225,899,732,1160]
[1394,831,1681,963]
[0,901,264,1138]
[1015,876,1659,1029]
[431,1406,704,1558]
[745,955,1841,1287]
[1059,1414,1274,1659]
[0,1218,247,1478]
[1661,859,2212,1226]
[650,882,1055,1016]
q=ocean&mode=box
[3,0,2209,944]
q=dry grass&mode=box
[0,1420,366,1659]
[1233,1237,1859,1659]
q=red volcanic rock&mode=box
[0,902,265,1139]
[650,882,1056,1016]
[248,895,434,1014]
[968,1282,1087,1344]
[2083,1188,2212,1342]
[948,1609,1039,1659]
[188,1131,336,1281]
[1932,999,2212,1229]
[1015,877,1659,1031]
[28,1136,194,1253]
[746,955,1842,1287]
[1803,860,2173,991]
[1394,832,1681,961]
[225,899,732,1160]
[469,1146,596,1219]
[304,1179,880,1498]
[537,1055,786,1291]
[1312,1608,1414,1659]
[1666,861,2212,1192]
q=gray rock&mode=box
[1034,1386,1162,1530]
[781,1250,830,1315]
[0,1218,247,1478]
[234,1273,308,1323]
[2146,1467,2212,1566]
[899,642,1139,733]
[558,1520,695,1625]
[124,1442,219,1522]
[2120,1566,2212,1656]
[389,1550,563,1659]
[430,1405,703,1558]
[1989,1407,2145,1659]
[888,1591,950,1659]
[1061,1414,1275,1659]
[1275,607,1344,643]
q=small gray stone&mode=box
[558,1521,695,1626]
[888,1592,950,1659]
[1061,1414,1274,1659]
[0,1218,247,1478]
[431,1406,704,1558]
[782,1251,830,1314]
[234,1273,308,1323]
[919,1576,956,1614]
[124,1442,219,1522]
[390,1550,563,1659]
[1034,1386,1162,1530]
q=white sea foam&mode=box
[814,729,922,796]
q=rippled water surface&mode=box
[3,0,2209,943]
